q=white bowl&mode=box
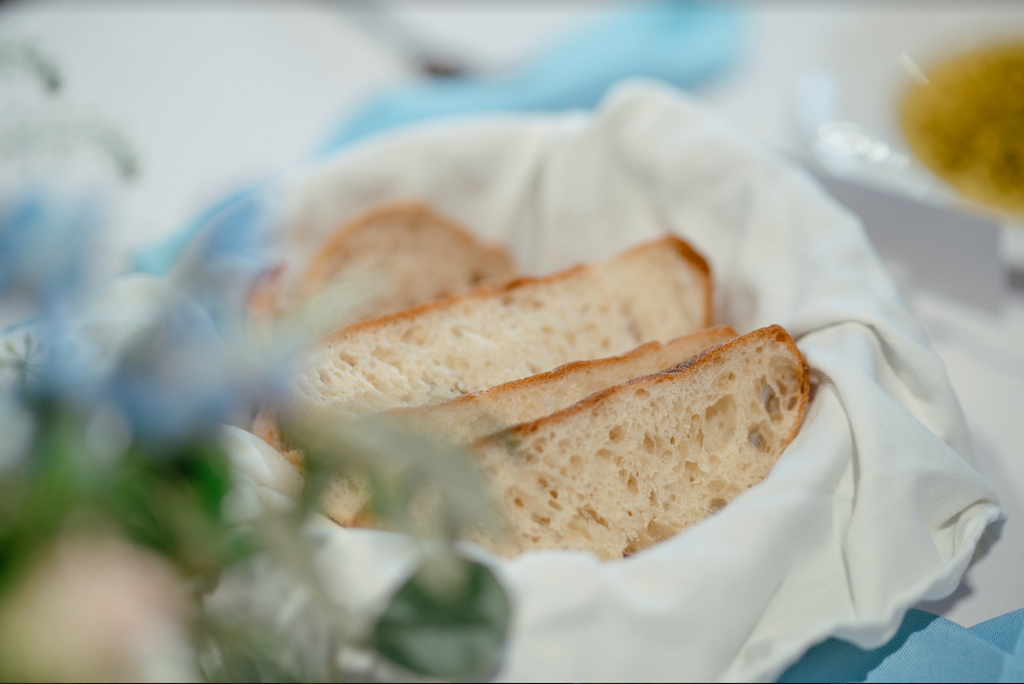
[797,7,1024,221]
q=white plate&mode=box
[796,7,1024,221]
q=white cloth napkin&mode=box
[224,81,1002,682]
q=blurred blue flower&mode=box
[169,193,277,336]
[1,187,292,448]
[100,291,286,445]
[0,188,99,311]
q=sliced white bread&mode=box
[289,236,712,419]
[319,326,737,526]
[389,326,737,446]
[463,325,809,560]
[247,201,517,323]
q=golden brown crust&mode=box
[321,235,711,345]
[475,325,808,452]
[656,234,714,328]
[389,325,738,421]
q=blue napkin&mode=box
[779,609,1024,683]
[315,1,742,154]
[134,0,742,275]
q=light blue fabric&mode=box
[315,1,742,153]
[779,609,1024,683]
[133,0,742,276]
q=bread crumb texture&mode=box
[392,326,737,445]
[294,236,711,418]
[467,325,808,560]
[248,200,516,324]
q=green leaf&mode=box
[373,559,510,680]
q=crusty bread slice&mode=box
[463,325,808,560]
[248,201,517,323]
[389,326,737,445]
[289,236,711,419]
[319,326,737,527]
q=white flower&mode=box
[0,535,197,682]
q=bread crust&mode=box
[389,325,737,424]
[248,200,517,323]
[477,325,808,452]
[320,235,712,344]
[298,200,514,297]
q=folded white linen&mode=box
[223,81,1002,682]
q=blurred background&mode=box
[0,0,1023,674]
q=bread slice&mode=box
[289,236,712,419]
[318,326,737,527]
[248,201,517,322]
[389,326,737,445]
[464,325,808,560]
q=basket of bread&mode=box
[221,82,1001,681]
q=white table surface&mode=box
[1,0,1021,629]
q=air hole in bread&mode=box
[549,490,558,499]
[318,369,332,386]
[582,505,610,528]
[646,519,675,542]
[684,460,700,483]
[468,271,484,285]
[538,477,548,488]
[748,427,768,452]
[786,395,798,411]
[597,448,612,460]
[514,498,524,508]
[709,498,727,513]
[775,331,788,343]
[609,426,624,442]
[626,473,639,494]
[533,514,551,527]
[643,432,655,452]
[549,500,563,511]
[649,490,659,507]
[762,381,781,420]
[704,395,737,452]
[569,455,581,466]
[635,388,650,399]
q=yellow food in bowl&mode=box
[901,42,1024,215]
